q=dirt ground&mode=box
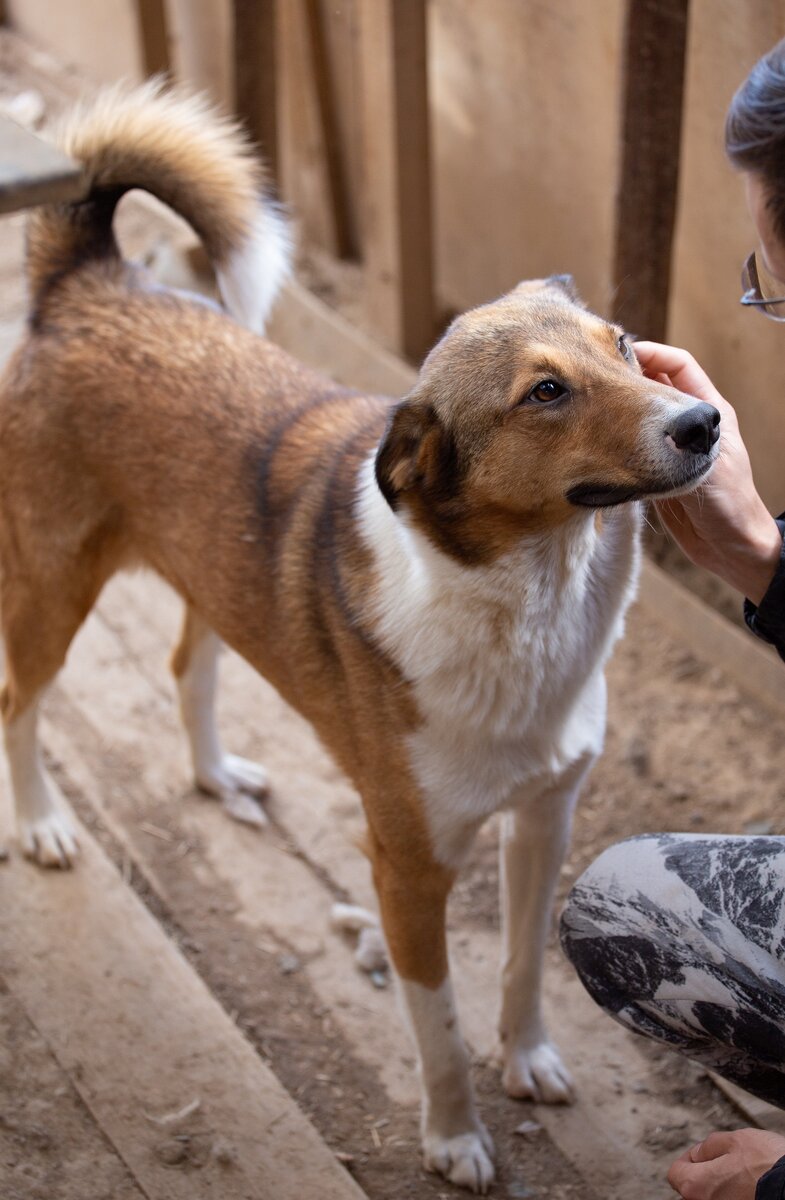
[1,28,785,1200]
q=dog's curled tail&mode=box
[26,80,291,333]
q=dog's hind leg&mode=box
[171,605,269,827]
[371,838,495,1194]
[498,754,594,1104]
[0,564,109,867]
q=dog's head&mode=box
[375,276,720,562]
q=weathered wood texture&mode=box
[0,800,369,1200]
[134,0,171,78]
[303,0,357,259]
[358,0,435,362]
[233,0,279,184]
[0,115,86,214]
[612,0,690,340]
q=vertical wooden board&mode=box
[232,0,279,182]
[611,0,689,341]
[668,0,785,512]
[135,0,172,78]
[321,0,363,254]
[276,0,362,258]
[278,0,337,251]
[358,0,435,362]
[303,0,358,258]
[167,0,233,107]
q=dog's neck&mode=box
[357,450,639,629]
[356,451,641,847]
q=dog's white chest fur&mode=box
[358,455,641,864]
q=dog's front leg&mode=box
[499,755,593,1104]
[372,846,495,1194]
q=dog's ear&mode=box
[545,273,581,301]
[512,274,584,306]
[375,397,456,510]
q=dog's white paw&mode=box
[502,1040,574,1104]
[196,754,269,827]
[19,810,79,869]
[221,790,269,827]
[423,1128,495,1194]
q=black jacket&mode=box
[757,1154,785,1199]
[744,517,785,1200]
[744,514,785,662]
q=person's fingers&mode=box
[634,340,699,374]
[671,1145,699,1170]
[667,1155,690,1194]
[634,341,719,404]
[667,1155,702,1195]
[691,1132,737,1162]
[634,342,745,443]
[667,1154,730,1199]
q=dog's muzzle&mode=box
[566,400,721,509]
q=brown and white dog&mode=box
[0,86,720,1191]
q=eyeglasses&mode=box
[741,251,785,321]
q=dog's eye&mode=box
[527,379,568,404]
[618,335,632,361]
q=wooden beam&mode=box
[268,278,417,397]
[358,0,436,363]
[134,0,171,79]
[303,0,358,259]
[0,115,86,215]
[612,0,690,340]
[233,0,279,186]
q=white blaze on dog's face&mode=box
[375,276,720,563]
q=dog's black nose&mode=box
[669,402,721,455]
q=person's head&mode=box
[726,38,785,304]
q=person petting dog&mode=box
[562,39,785,1200]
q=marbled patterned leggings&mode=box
[560,834,785,1107]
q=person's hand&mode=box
[634,341,782,604]
[667,1129,785,1199]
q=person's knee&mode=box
[560,835,687,1015]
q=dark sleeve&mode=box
[744,513,785,663]
[756,1154,785,1200]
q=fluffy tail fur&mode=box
[26,80,291,333]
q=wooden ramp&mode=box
[0,772,367,1200]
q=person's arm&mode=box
[667,1130,785,1199]
[634,342,785,659]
